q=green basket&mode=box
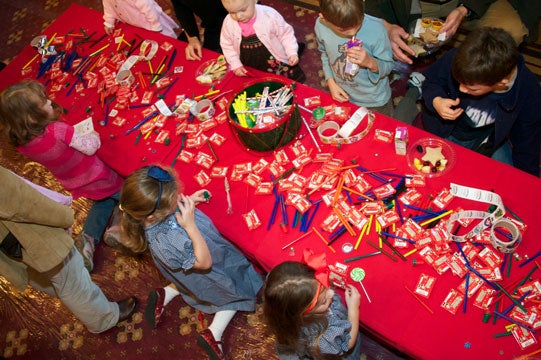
[227,77,301,152]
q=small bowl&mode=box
[195,59,229,86]
[406,137,456,178]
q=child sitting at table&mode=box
[263,261,361,359]
[220,0,306,82]
[0,80,123,273]
[117,165,263,360]
[315,0,394,116]
[102,0,179,38]
[421,27,541,176]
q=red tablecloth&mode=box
[1,5,540,359]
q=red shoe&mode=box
[196,328,225,360]
[144,288,165,329]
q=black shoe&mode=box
[298,42,306,56]
[117,296,138,323]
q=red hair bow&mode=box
[302,248,329,288]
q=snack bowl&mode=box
[407,17,448,57]
[406,137,456,178]
[195,57,229,86]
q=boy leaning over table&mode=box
[420,27,541,177]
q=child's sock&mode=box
[208,309,236,345]
[163,285,180,306]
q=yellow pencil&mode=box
[420,209,454,227]
[116,34,124,51]
[22,53,40,70]
[44,32,57,48]
[89,43,110,57]
[354,223,368,250]
[403,248,417,257]
[366,214,373,236]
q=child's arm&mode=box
[344,284,360,349]
[102,0,117,34]
[133,0,163,33]
[220,17,244,72]
[69,131,101,156]
[175,194,212,270]
[189,189,211,205]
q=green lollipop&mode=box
[350,267,366,282]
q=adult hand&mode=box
[185,36,203,61]
[388,23,415,64]
[190,189,211,205]
[440,6,468,39]
[327,78,349,102]
[345,284,361,308]
[433,97,464,120]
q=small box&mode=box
[394,126,408,155]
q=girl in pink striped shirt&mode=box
[0,80,123,272]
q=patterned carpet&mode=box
[0,1,411,359]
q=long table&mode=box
[1,5,540,359]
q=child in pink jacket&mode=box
[103,0,179,38]
[220,0,305,82]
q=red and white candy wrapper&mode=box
[209,132,226,146]
[186,136,204,149]
[320,213,341,233]
[154,130,170,144]
[415,273,436,298]
[405,174,426,188]
[290,140,307,157]
[195,151,215,169]
[268,162,286,178]
[243,209,261,230]
[376,209,400,228]
[313,153,333,162]
[288,193,312,214]
[254,182,273,195]
[447,253,468,278]
[374,129,393,143]
[517,280,541,301]
[360,201,383,215]
[244,173,262,188]
[252,158,269,174]
[399,188,422,205]
[457,274,484,297]
[372,183,396,199]
[177,150,194,163]
[477,247,503,268]
[292,153,312,168]
[432,188,454,209]
[200,118,218,132]
[432,253,450,275]
[329,262,348,290]
[441,288,464,315]
[353,175,372,194]
[274,149,289,164]
[303,95,321,108]
[349,208,368,230]
[216,98,229,111]
[511,325,538,350]
[194,170,211,187]
[472,285,497,310]
[400,218,423,239]
[210,166,228,177]
[112,117,126,127]
[418,246,438,266]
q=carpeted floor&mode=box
[0,1,412,359]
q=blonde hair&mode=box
[263,261,328,358]
[0,80,62,146]
[119,165,183,254]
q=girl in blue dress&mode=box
[263,261,361,359]
[118,165,263,360]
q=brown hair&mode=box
[263,261,328,358]
[452,27,518,86]
[119,165,183,254]
[0,80,62,146]
[319,0,364,29]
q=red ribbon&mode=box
[302,248,329,287]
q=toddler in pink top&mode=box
[220,0,305,82]
[103,0,179,38]
[0,80,123,273]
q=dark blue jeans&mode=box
[82,191,120,244]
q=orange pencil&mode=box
[404,285,434,314]
[312,227,336,253]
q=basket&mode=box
[227,77,301,152]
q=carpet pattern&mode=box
[0,1,409,359]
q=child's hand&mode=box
[433,97,464,120]
[185,36,203,61]
[104,24,114,35]
[174,194,196,230]
[344,284,361,309]
[327,78,349,102]
[346,46,378,73]
[233,66,248,76]
[190,189,211,205]
[288,55,299,66]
